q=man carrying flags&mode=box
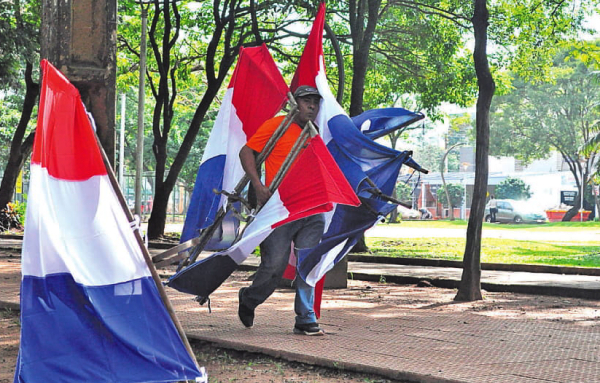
[238,85,326,336]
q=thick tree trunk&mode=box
[454,0,495,302]
[147,82,224,239]
[0,62,39,210]
[348,0,381,117]
[562,202,580,221]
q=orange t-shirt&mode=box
[246,115,303,187]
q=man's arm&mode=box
[239,145,272,206]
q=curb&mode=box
[187,335,464,383]
[348,254,600,276]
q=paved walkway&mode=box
[2,237,600,382]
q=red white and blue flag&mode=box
[287,2,424,292]
[180,44,289,247]
[14,60,201,383]
[168,134,360,296]
[168,43,360,299]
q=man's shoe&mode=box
[293,322,324,336]
[238,288,254,328]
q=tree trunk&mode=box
[563,169,588,222]
[350,235,370,253]
[441,144,461,221]
[454,0,495,302]
[388,188,399,223]
[562,201,580,222]
[324,21,345,103]
[147,81,224,239]
[0,62,39,210]
[594,185,600,221]
[348,0,381,117]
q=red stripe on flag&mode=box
[33,60,106,180]
[230,45,289,139]
[290,2,326,92]
[274,135,359,228]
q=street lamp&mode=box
[135,2,150,217]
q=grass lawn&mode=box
[367,236,600,268]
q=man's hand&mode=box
[253,182,272,206]
[240,145,272,206]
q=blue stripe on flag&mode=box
[296,197,397,283]
[181,154,226,243]
[351,107,424,140]
[16,275,199,383]
[168,254,239,298]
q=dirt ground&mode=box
[2,247,600,383]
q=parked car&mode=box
[484,199,547,223]
[397,205,421,220]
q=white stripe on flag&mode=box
[226,190,289,264]
[203,88,247,195]
[22,165,150,286]
[305,238,349,286]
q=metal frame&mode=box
[153,93,317,271]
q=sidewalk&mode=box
[2,237,600,382]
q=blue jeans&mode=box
[240,214,325,325]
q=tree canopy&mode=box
[490,42,600,218]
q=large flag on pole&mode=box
[286,3,424,296]
[14,60,201,383]
[180,44,289,248]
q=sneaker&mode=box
[238,288,254,328]
[293,322,324,336]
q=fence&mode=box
[4,170,190,223]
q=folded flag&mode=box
[352,107,425,140]
[168,135,360,297]
[14,60,200,383]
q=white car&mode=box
[485,199,547,223]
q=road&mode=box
[365,224,600,242]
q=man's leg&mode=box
[292,215,325,335]
[238,223,294,327]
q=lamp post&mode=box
[135,3,149,217]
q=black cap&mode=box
[293,85,321,99]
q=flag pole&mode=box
[93,133,200,372]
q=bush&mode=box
[0,202,24,232]
[495,177,532,200]
[436,183,464,208]
[395,181,413,203]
